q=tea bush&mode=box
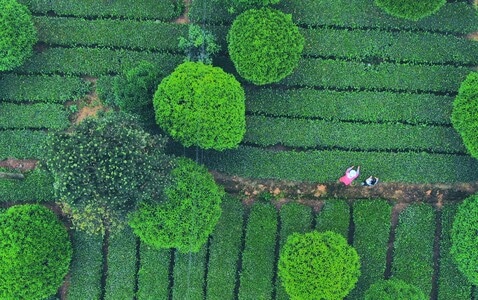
[227,8,304,85]
[365,279,426,300]
[375,0,446,21]
[0,204,72,300]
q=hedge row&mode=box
[238,202,277,300]
[18,47,183,76]
[392,203,435,297]
[350,200,391,299]
[104,227,137,300]
[438,204,471,300]
[0,130,48,160]
[301,27,478,66]
[282,58,468,93]
[203,146,478,183]
[66,231,103,300]
[18,0,181,20]
[206,195,244,300]
[34,16,188,51]
[276,203,313,300]
[0,167,54,202]
[172,246,207,300]
[0,103,69,130]
[315,199,350,238]
[245,88,453,125]
[137,245,171,300]
[0,74,90,103]
[244,115,465,153]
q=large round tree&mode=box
[278,231,361,299]
[451,194,478,285]
[0,204,72,300]
[129,158,223,253]
[153,61,245,150]
[45,112,174,235]
[0,0,37,71]
[227,8,304,85]
[365,279,426,300]
[451,72,478,159]
[375,0,446,21]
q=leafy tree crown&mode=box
[374,0,446,21]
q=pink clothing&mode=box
[339,167,360,185]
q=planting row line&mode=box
[0,167,54,202]
[18,47,183,77]
[203,146,478,183]
[0,74,90,103]
[190,0,478,35]
[33,16,187,51]
[0,102,69,130]
[245,88,453,125]
[244,115,465,154]
[19,0,181,21]
[0,130,48,160]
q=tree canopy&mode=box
[374,0,446,21]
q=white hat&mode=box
[347,170,357,178]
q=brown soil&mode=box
[73,77,107,124]
[174,0,190,24]
[0,158,38,172]
[466,31,478,42]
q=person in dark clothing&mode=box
[361,176,379,186]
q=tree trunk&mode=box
[0,172,24,180]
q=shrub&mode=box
[0,166,54,202]
[178,24,220,64]
[375,0,446,21]
[129,158,224,253]
[172,247,207,299]
[451,72,478,159]
[227,8,304,85]
[451,194,478,285]
[137,244,171,299]
[0,0,37,71]
[278,231,360,300]
[153,61,245,150]
[0,204,72,300]
[365,279,426,300]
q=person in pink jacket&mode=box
[339,166,360,186]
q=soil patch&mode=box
[73,77,108,124]
[174,0,190,24]
[0,158,38,172]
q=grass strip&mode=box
[350,200,391,299]
[137,244,171,300]
[392,203,435,297]
[104,227,137,300]
[172,246,207,300]
[34,16,187,51]
[0,167,54,202]
[67,231,103,300]
[0,130,48,160]
[438,203,472,300]
[0,74,90,103]
[276,203,313,300]
[238,202,277,300]
[315,199,349,238]
[283,57,469,93]
[244,115,465,153]
[245,88,453,125]
[203,146,478,183]
[206,195,244,300]
[0,103,69,130]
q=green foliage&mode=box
[0,204,72,300]
[451,194,478,285]
[137,244,171,300]
[451,72,478,159]
[206,195,244,300]
[351,200,392,299]
[278,231,360,300]
[45,112,173,235]
[239,202,277,300]
[0,0,37,71]
[0,130,48,160]
[172,247,207,299]
[0,74,91,103]
[0,102,69,130]
[438,204,471,300]
[178,24,220,64]
[227,8,304,85]
[365,279,426,300]
[113,61,160,127]
[315,200,350,237]
[67,231,103,300]
[105,227,137,300]
[0,166,54,202]
[153,61,245,150]
[129,158,223,253]
[392,203,435,296]
[375,0,446,21]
